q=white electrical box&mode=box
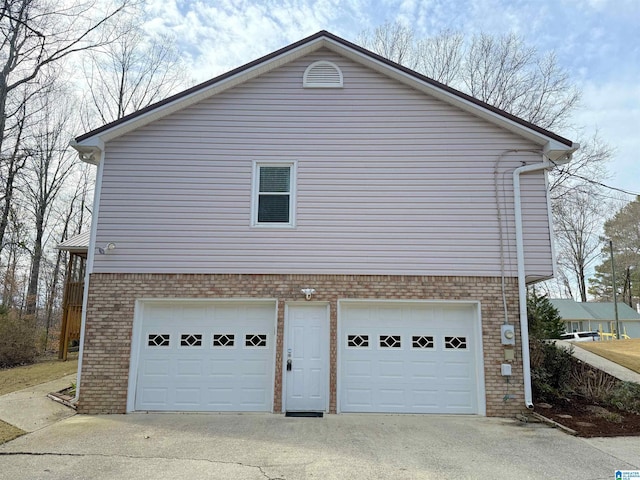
[501,325,515,345]
[501,364,512,376]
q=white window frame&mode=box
[251,161,297,227]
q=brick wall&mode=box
[79,273,525,417]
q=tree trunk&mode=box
[25,208,45,316]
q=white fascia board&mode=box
[322,38,575,155]
[75,40,327,147]
[544,140,579,162]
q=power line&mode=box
[554,168,640,197]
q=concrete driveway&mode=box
[1,412,638,479]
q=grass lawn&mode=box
[578,338,640,374]
[0,354,78,445]
[0,354,78,396]
[0,419,24,444]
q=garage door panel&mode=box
[340,303,481,414]
[410,360,438,379]
[140,387,168,406]
[207,359,235,378]
[141,358,170,376]
[134,301,275,412]
[412,389,439,408]
[176,359,202,376]
[378,360,404,378]
[344,359,371,378]
[175,388,201,406]
[378,388,405,407]
[240,388,269,407]
[345,387,372,407]
[442,360,473,380]
[206,388,234,407]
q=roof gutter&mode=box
[513,143,576,409]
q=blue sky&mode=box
[143,0,639,196]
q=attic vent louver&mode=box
[303,61,343,88]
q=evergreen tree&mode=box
[588,196,640,305]
[527,290,565,339]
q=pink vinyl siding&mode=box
[93,49,553,278]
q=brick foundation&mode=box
[78,273,526,417]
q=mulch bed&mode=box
[535,397,640,437]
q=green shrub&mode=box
[530,339,574,402]
[607,382,640,415]
[0,306,39,367]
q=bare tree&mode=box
[23,84,78,315]
[0,0,129,147]
[548,133,613,201]
[1,204,28,308]
[553,191,604,301]
[357,22,417,69]
[413,30,463,85]
[81,18,189,127]
[0,0,130,259]
[358,23,580,131]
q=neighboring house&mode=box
[550,298,640,338]
[70,31,576,417]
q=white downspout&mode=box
[513,156,554,409]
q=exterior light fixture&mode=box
[301,288,316,300]
[98,243,117,254]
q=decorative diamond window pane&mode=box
[245,334,267,347]
[379,335,401,348]
[257,195,290,223]
[259,167,290,192]
[412,335,434,349]
[148,334,170,347]
[444,336,467,350]
[213,334,234,347]
[180,334,202,347]
[347,334,369,347]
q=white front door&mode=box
[284,304,329,412]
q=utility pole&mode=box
[609,239,620,340]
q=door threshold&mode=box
[285,411,324,418]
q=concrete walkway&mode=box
[555,340,640,383]
[0,374,76,432]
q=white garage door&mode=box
[339,302,483,414]
[133,301,275,412]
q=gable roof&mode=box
[549,298,640,322]
[73,30,577,163]
[582,302,640,321]
[548,298,594,320]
